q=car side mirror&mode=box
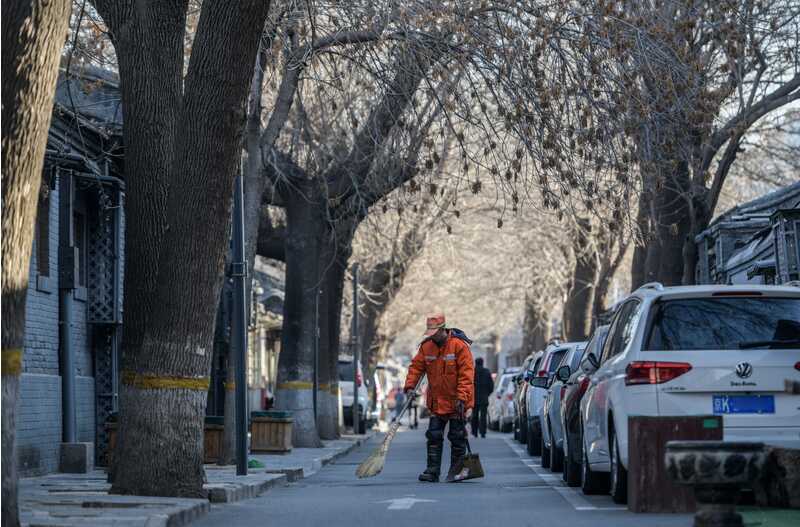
[524,371,534,382]
[529,376,549,389]
[556,365,571,382]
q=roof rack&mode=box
[636,282,664,292]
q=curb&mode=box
[205,473,288,504]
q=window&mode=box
[36,185,50,277]
[645,297,800,350]
[601,300,642,362]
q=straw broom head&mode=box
[355,420,401,478]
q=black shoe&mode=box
[445,459,465,482]
[419,471,439,482]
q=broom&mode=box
[355,376,426,478]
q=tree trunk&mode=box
[641,163,692,287]
[322,244,350,440]
[562,219,597,341]
[107,0,271,497]
[521,296,544,356]
[315,235,336,439]
[2,1,71,524]
[274,185,324,447]
[215,286,236,465]
[486,332,501,373]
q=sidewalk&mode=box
[19,433,373,527]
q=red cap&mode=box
[423,314,446,338]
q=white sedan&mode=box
[581,283,800,504]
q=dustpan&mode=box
[451,438,484,482]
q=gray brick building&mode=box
[17,67,124,475]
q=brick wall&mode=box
[17,374,62,476]
[18,174,98,476]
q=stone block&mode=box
[60,442,94,473]
[754,447,800,509]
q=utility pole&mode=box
[313,287,320,421]
[231,170,248,476]
[351,264,359,434]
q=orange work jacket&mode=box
[404,333,475,416]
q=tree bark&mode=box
[274,183,324,447]
[99,0,272,497]
[2,1,71,524]
[562,218,597,341]
[521,297,548,357]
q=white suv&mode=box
[580,283,800,503]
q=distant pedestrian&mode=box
[471,357,493,438]
[394,390,406,424]
[404,314,474,482]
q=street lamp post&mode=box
[231,171,248,476]
[351,264,359,434]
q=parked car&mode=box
[489,368,520,432]
[581,283,800,504]
[513,354,537,443]
[541,341,587,471]
[560,326,609,486]
[524,341,569,455]
[338,357,370,433]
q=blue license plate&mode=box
[713,394,775,414]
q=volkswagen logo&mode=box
[735,362,753,379]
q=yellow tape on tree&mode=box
[1,348,23,376]
[121,371,210,391]
[224,382,235,391]
[276,381,314,390]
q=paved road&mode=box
[193,422,691,526]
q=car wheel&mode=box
[519,415,528,444]
[580,425,608,495]
[513,417,520,441]
[550,427,564,473]
[540,428,551,468]
[526,420,541,456]
[609,427,628,504]
[563,429,581,487]
[501,420,512,433]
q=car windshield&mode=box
[569,348,585,370]
[338,362,355,381]
[546,350,567,372]
[645,297,800,351]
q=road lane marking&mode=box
[376,495,437,510]
[504,437,626,512]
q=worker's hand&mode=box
[456,400,466,421]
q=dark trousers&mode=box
[426,415,467,473]
[471,403,488,437]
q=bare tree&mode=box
[2,1,71,524]
[89,0,271,497]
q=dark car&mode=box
[512,354,536,443]
[558,325,609,487]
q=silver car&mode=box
[540,342,586,470]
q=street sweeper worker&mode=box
[404,313,475,482]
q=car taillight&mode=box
[625,361,692,385]
[537,370,547,377]
[795,362,800,372]
[356,370,362,387]
[506,393,514,401]
[578,376,591,396]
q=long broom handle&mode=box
[391,375,426,425]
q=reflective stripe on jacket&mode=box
[404,333,475,416]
